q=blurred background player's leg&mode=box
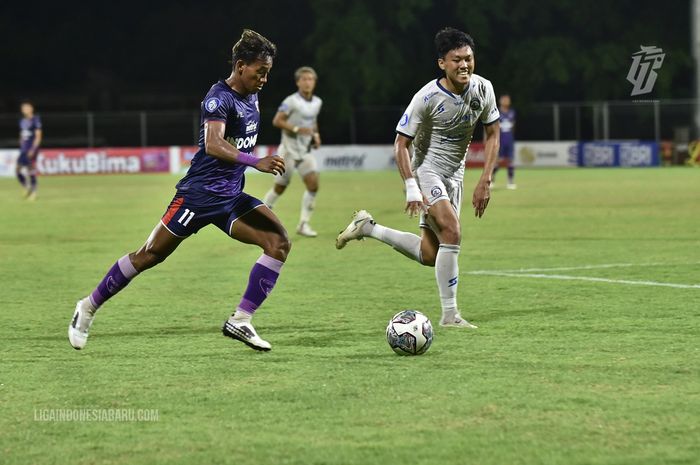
[297,156,319,237]
[26,162,38,200]
[505,140,516,189]
[263,159,293,209]
[16,153,29,195]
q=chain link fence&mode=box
[0,100,695,148]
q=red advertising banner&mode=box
[465,142,509,168]
[36,147,171,175]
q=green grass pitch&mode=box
[1,168,699,465]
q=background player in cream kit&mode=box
[263,67,323,237]
[336,27,500,329]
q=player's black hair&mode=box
[434,27,475,58]
[232,29,277,65]
[19,99,34,106]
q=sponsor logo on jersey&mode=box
[228,134,258,150]
[436,103,445,115]
[423,91,439,103]
[245,121,258,133]
[205,98,221,112]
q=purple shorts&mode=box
[161,191,263,237]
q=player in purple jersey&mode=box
[17,101,42,200]
[491,94,516,189]
[69,30,288,352]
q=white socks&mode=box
[300,190,316,224]
[435,244,460,314]
[230,309,252,323]
[262,189,280,209]
[365,222,422,263]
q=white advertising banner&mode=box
[0,142,577,177]
[513,141,578,167]
[313,145,395,171]
[0,149,18,177]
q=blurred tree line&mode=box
[0,0,692,142]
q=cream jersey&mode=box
[278,92,323,160]
[396,74,499,179]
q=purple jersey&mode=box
[499,108,515,145]
[176,80,260,197]
[19,115,42,152]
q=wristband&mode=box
[404,178,422,203]
[236,152,258,166]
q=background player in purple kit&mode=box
[491,94,516,189]
[69,30,288,352]
[17,101,42,200]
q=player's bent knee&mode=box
[131,248,167,271]
[263,233,291,262]
[439,224,461,245]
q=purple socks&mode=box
[237,254,284,315]
[87,253,282,315]
[89,255,139,309]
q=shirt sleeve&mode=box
[34,116,42,129]
[481,81,500,125]
[396,92,425,138]
[202,93,230,122]
[277,95,295,115]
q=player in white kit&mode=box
[263,67,323,237]
[336,28,500,328]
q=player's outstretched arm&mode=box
[394,133,425,217]
[473,122,500,218]
[272,111,313,136]
[204,120,284,175]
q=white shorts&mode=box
[274,146,318,186]
[415,166,463,230]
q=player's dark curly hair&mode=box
[434,27,475,58]
[232,29,277,65]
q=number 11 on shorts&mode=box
[178,208,195,227]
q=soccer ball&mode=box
[386,310,433,355]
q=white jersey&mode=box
[396,75,499,179]
[278,92,323,161]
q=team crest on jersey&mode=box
[469,98,481,111]
[205,98,221,112]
